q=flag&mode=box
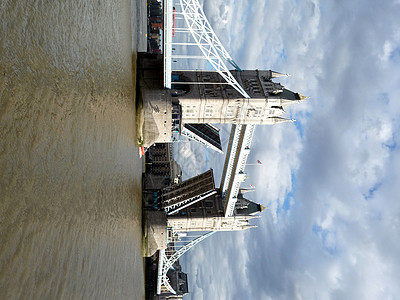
[139,147,145,157]
[257,160,262,164]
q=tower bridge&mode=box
[142,0,307,295]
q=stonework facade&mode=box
[173,69,305,125]
[143,143,182,191]
[167,215,258,232]
[138,54,305,146]
[166,191,262,232]
[137,53,173,147]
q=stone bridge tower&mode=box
[172,70,307,126]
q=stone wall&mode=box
[143,210,167,257]
[137,53,172,147]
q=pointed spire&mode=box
[268,117,293,124]
[244,225,258,230]
[298,94,310,101]
[271,71,290,78]
[239,188,255,194]
[260,205,273,212]
[250,215,262,219]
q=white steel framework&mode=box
[157,231,216,294]
[157,124,257,293]
[164,189,217,215]
[180,125,224,154]
[164,0,250,98]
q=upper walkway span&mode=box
[220,124,256,217]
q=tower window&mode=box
[205,105,213,117]
[184,106,197,117]
[205,201,213,208]
[254,106,263,117]
[226,106,234,117]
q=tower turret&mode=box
[270,70,290,78]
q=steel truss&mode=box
[172,0,250,98]
[165,190,217,215]
[157,231,216,294]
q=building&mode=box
[172,69,306,126]
[138,53,306,147]
[143,143,182,209]
[148,0,163,54]
[145,143,181,181]
[144,143,182,185]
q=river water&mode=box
[0,1,145,299]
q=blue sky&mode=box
[174,0,400,299]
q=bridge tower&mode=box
[167,190,263,232]
[144,0,309,295]
[172,69,307,126]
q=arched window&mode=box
[171,74,191,97]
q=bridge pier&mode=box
[142,210,168,257]
[137,53,172,148]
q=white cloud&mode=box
[249,124,302,221]
[176,0,400,299]
[380,41,394,61]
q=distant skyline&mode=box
[174,0,400,299]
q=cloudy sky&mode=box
[173,0,400,299]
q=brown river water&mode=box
[0,1,145,299]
